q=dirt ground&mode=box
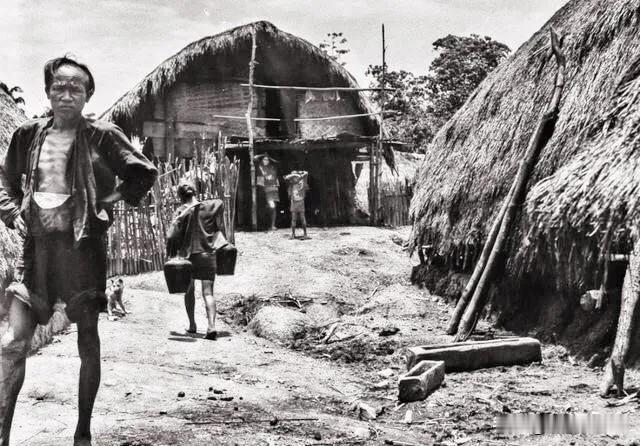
[10,226,640,445]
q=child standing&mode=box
[285,170,309,239]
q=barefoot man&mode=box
[0,56,157,446]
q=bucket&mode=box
[216,244,237,276]
[163,257,192,293]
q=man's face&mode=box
[46,64,89,121]
[262,157,269,166]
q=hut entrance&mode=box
[264,89,297,138]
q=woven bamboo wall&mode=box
[297,93,365,139]
[155,81,267,137]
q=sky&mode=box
[2,0,566,117]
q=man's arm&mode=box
[0,127,27,231]
[99,124,158,206]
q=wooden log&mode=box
[398,360,445,402]
[404,337,542,372]
[600,244,640,397]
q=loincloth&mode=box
[11,233,107,324]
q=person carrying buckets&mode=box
[164,179,236,340]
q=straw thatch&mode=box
[410,0,640,274]
[0,89,26,298]
[101,20,382,140]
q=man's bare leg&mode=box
[291,215,297,239]
[300,213,308,238]
[268,202,277,231]
[202,280,216,339]
[0,299,36,446]
[74,310,100,446]
[184,280,196,333]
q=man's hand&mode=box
[13,215,27,238]
[99,191,123,212]
[100,191,123,205]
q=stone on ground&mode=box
[249,305,312,343]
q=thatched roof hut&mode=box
[0,89,25,299]
[409,0,640,355]
[102,20,382,141]
[102,21,393,228]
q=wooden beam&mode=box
[246,26,258,232]
[209,112,387,122]
[398,360,445,402]
[404,337,542,372]
[144,121,220,139]
[241,83,396,92]
[294,112,381,122]
[212,115,281,122]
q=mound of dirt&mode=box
[249,305,312,344]
[304,303,340,327]
[356,284,430,318]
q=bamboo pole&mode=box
[241,83,396,92]
[454,27,566,342]
[246,25,258,231]
[446,180,517,334]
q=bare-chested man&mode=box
[0,56,157,446]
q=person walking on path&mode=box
[0,56,157,446]
[167,179,224,340]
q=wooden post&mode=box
[376,24,386,227]
[600,243,640,396]
[369,142,376,225]
[246,25,258,231]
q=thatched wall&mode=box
[409,0,640,357]
[0,90,25,298]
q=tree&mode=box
[0,82,25,105]
[366,34,510,150]
[366,65,435,149]
[426,34,510,127]
[319,32,350,66]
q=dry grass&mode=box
[0,89,26,298]
[409,0,640,278]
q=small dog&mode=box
[106,278,127,320]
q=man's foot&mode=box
[204,330,217,340]
[74,437,92,446]
[270,226,277,231]
[290,234,297,239]
[186,326,197,334]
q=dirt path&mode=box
[11,227,640,445]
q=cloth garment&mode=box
[0,117,156,325]
[167,198,224,260]
[257,164,280,203]
[285,171,309,213]
[291,209,306,224]
[0,117,158,246]
[10,233,108,324]
[189,252,217,280]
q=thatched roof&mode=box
[0,89,26,294]
[101,21,382,140]
[409,0,640,268]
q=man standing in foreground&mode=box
[0,56,157,446]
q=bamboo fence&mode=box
[107,135,240,277]
[379,178,412,227]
